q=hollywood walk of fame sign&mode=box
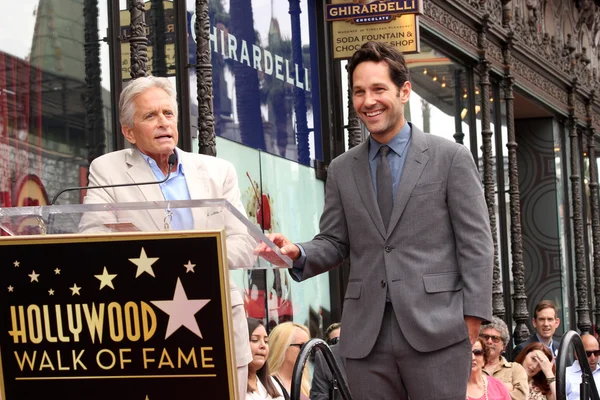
[0,231,238,399]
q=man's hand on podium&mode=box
[254,233,300,267]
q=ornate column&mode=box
[569,84,592,334]
[477,19,503,319]
[586,96,600,330]
[501,0,512,28]
[289,0,310,165]
[195,0,216,156]
[151,0,167,77]
[128,0,149,79]
[453,69,464,144]
[83,0,106,164]
[347,69,362,149]
[503,35,530,343]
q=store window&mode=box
[185,0,329,337]
[0,0,113,208]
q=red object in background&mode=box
[244,289,293,322]
[246,172,272,230]
[257,193,272,231]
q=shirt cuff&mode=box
[289,244,306,281]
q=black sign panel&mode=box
[0,232,235,399]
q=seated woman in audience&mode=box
[267,322,310,400]
[246,318,283,400]
[467,337,511,400]
[514,343,556,400]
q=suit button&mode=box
[385,246,393,253]
[381,280,386,288]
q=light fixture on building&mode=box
[441,76,447,88]
[423,68,428,75]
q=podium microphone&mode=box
[51,152,178,205]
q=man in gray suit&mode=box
[259,41,493,399]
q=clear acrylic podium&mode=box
[0,199,291,400]
[0,198,291,269]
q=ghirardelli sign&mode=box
[0,232,237,399]
[327,0,422,59]
[326,0,421,24]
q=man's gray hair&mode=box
[481,316,510,344]
[119,76,178,127]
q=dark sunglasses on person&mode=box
[586,350,600,357]
[472,349,485,356]
[480,333,502,344]
[328,336,340,345]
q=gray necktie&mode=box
[377,145,393,230]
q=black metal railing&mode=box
[557,330,600,400]
[291,338,353,400]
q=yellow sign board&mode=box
[329,0,421,59]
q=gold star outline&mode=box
[70,284,82,296]
[95,267,117,290]
[129,247,159,278]
[28,270,40,282]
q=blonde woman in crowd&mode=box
[514,343,556,400]
[246,318,283,400]
[267,322,310,400]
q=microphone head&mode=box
[168,152,177,167]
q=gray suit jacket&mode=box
[297,125,493,359]
[81,148,254,367]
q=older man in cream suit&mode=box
[81,76,253,399]
[260,42,494,400]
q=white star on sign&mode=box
[48,289,55,296]
[129,247,159,278]
[8,285,14,292]
[54,268,61,275]
[13,260,20,267]
[28,270,40,282]
[184,260,196,273]
[151,278,210,339]
[95,267,117,290]
[70,284,82,296]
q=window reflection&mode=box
[405,44,470,149]
[0,0,112,209]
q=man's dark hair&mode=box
[347,41,410,90]
[534,300,557,319]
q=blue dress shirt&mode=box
[368,121,412,201]
[292,122,412,277]
[139,148,193,230]
[565,360,600,400]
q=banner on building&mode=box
[0,232,237,399]
[327,0,422,59]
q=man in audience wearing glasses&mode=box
[565,333,600,400]
[481,317,528,400]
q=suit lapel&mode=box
[352,141,387,238]
[125,150,165,230]
[387,126,429,234]
[180,152,210,229]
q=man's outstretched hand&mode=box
[254,233,301,267]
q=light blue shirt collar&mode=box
[368,120,411,161]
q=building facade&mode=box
[1,0,600,349]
